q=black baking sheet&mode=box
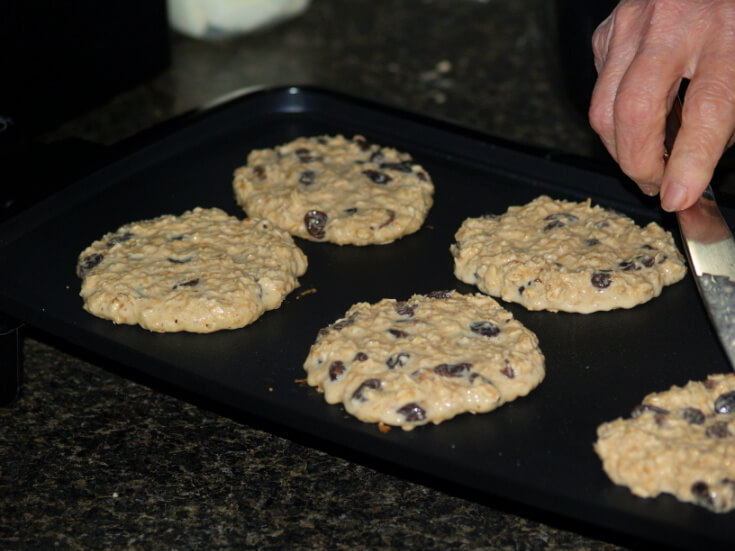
[1,86,733,549]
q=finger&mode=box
[589,4,648,162]
[612,43,686,195]
[589,20,619,158]
[591,12,614,72]
[661,71,735,211]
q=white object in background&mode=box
[167,0,311,40]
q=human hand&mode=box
[589,0,735,212]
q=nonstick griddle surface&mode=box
[1,86,733,548]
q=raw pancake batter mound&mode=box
[303,290,545,431]
[76,207,308,333]
[451,195,687,313]
[232,134,434,245]
[595,374,735,513]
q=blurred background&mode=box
[0,1,618,152]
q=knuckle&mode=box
[614,89,657,129]
[591,22,610,59]
[686,78,735,121]
[588,98,612,137]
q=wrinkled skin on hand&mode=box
[589,0,735,212]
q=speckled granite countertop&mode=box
[1,1,638,549]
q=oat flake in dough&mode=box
[76,207,308,333]
[303,290,545,431]
[232,134,434,245]
[595,374,735,513]
[451,195,687,313]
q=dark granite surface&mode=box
[1,1,645,549]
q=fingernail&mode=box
[640,183,659,196]
[661,183,687,212]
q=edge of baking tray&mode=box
[0,84,656,246]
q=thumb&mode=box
[661,81,735,211]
